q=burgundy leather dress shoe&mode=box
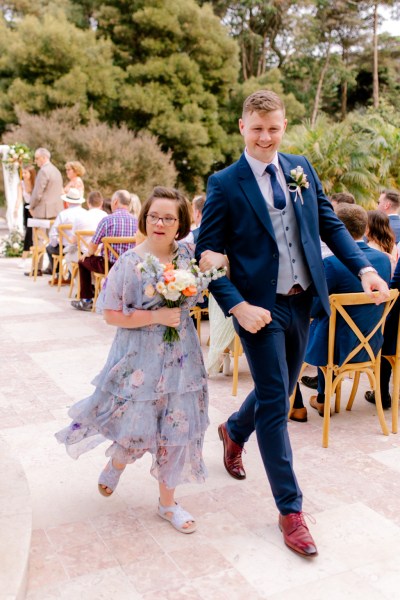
[279,512,318,557]
[218,423,246,480]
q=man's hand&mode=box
[360,272,390,304]
[230,301,272,333]
[199,250,228,272]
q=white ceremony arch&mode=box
[0,144,23,233]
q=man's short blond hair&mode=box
[242,90,285,118]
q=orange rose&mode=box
[182,285,197,297]
[164,263,175,272]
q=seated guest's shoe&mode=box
[71,299,93,312]
[309,394,333,417]
[24,270,42,276]
[49,276,71,286]
[279,512,318,557]
[42,267,53,275]
[365,390,391,410]
[289,407,307,422]
[218,422,246,480]
[301,375,318,390]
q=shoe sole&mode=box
[218,425,246,480]
[289,414,308,423]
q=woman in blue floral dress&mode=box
[56,187,227,534]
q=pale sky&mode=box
[379,7,399,36]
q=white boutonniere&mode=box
[288,166,309,205]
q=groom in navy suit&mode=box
[196,90,389,557]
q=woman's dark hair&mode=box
[367,210,395,254]
[138,186,191,240]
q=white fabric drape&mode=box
[206,293,236,376]
[0,145,23,233]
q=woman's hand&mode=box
[199,250,228,272]
[153,306,181,327]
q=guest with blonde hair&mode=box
[64,161,86,195]
[129,193,141,218]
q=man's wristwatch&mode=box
[358,266,377,278]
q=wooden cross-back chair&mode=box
[27,218,52,281]
[49,224,74,291]
[92,236,136,311]
[189,290,209,339]
[291,290,399,448]
[68,230,95,299]
[232,333,244,396]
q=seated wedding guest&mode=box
[64,191,108,271]
[129,193,146,244]
[71,189,137,311]
[129,193,141,218]
[45,188,88,283]
[366,210,398,276]
[63,161,85,196]
[103,197,112,214]
[185,194,206,244]
[302,191,357,390]
[376,189,400,243]
[290,203,391,421]
[13,165,36,268]
[206,293,235,376]
[365,256,400,409]
[320,192,356,260]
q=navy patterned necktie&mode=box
[265,164,286,210]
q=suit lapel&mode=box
[237,154,276,241]
[278,154,303,226]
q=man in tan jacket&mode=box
[25,148,64,276]
[29,148,63,219]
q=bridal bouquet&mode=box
[2,143,33,173]
[139,254,226,342]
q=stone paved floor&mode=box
[1,256,400,599]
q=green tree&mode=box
[199,0,299,79]
[0,11,124,132]
[282,115,380,204]
[283,109,400,204]
[94,0,239,191]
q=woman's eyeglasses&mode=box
[146,213,178,226]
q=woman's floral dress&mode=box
[55,243,209,488]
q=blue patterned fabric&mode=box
[55,243,209,488]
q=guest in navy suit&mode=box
[196,90,389,557]
[293,204,391,417]
[377,189,400,243]
[365,256,400,409]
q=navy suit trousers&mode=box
[227,289,313,514]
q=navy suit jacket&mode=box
[196,152,371,318]
[305,242,391,367]
[382,256,400,355]
[389,215,400,244]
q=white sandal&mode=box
[157,501,197,534]
[98,459,125,496]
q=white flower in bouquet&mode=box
[139,253,226,342]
